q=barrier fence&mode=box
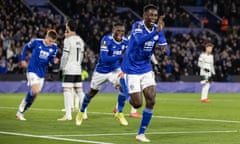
[0,81,239,93]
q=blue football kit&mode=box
[95,34,128,73]
[16,38,58,120]
[21,39,58,78]
[121,20,168,74]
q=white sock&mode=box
[71,89,75,109]
[115,103,118,110]
[18,98,26,113]
[201,82,210,100]
[64,89,73,118]
[131,106,137,113]
[74,93,80,109]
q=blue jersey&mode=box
[121,21,167,74]
[21,39,58,78]
[95,34,128,73]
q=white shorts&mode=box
[90,68,121,90]
[124,71,156,94]
[26,72,44,91]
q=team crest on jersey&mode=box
[154,35,159,40]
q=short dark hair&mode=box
[113,22,124,27]
[67,20,78,31]
[143,4,158,13]
[47,29,57,40]
[206,43,214,48]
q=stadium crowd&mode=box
[0,0,240,82]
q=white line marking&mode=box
[155,116,240,123]
[78,112,240,124]
[1,106,240,124]
[0,131,113,144]
[49,130,238,137]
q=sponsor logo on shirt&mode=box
[144,41,155,51]
[39,50,49,59]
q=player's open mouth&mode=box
[150,22,155,26]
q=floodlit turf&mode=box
[0,93,240,144]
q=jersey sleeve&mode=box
[60,39,70,69]
[49,45,58,65]
[80,38,85,52]
[20,39,35,61]
[211,55,215,75]
[63,38,70,52]
[100,36,109,52]
[132,22,158,45]
[198,54,204,68]
[158,30,168,46]
[79,38,85,63]
[157,30,170,56]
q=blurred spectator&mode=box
[220,17,229,35]
[0,55,7,74]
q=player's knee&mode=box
[31,85,41,95]
[64,87,72,91]
[132,103,142,109]
[133,104,142,109]
[64,87,72,93]
[88,88,98,97]
[146,98,155,108]
[150,99,156,107]
[31,89,40,95]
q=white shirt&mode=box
[198,52,215,77]
[60,35,84,75]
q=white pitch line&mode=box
[1,106,240,124]
[155,115,240,123]
[86,112,240,124]
[0,131,113,144]
[49,130,238,137]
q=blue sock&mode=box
[120,78,129,100]
[80,94,92,112]
[23,90,36,113]
[138,108,153,135]
[117,92,126,113]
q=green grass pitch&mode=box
[0,93,240,144]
